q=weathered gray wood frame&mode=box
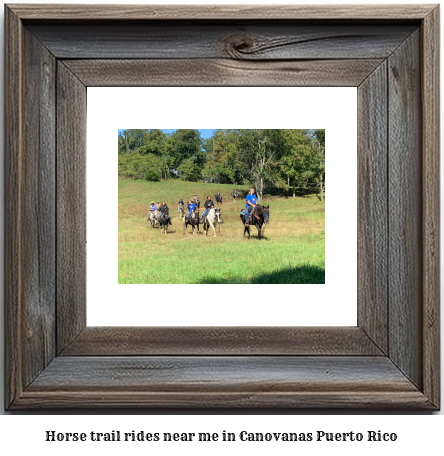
[5,5,440,409]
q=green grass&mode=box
[119,178,325,284]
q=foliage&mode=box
[145,168,160,182]
[118,129,326,200]
[165,129,202,170]
[177,157,201,182]
[118,152,162,180]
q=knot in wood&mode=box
[224,34,255,59]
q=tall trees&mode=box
[313,129,325,202]
[165,129,202,170]
[237,129,287,200]
[118,129,149,154]
[117,129,326,198]
[277,130,317,197]
[118,129,203,181]
[203,129,242,184]
[118,152,161,180]
[177,157,201,181]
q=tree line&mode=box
[118,129,325,200]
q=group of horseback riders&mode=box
[178,194,214,224]
[148,200,172,225]
[148,187,259,227]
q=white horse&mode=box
[203,208,223,237]
[148,210,159,228]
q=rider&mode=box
[147,201,156,220]
[178,198,184,208]
[200,195,214,223]
[155,201,161,211]
[244,187,257,226]
[186,198,197,221]
[158,201,172,225]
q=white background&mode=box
[0,0,442,448]
[88,87,357,326]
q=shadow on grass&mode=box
[198,265,325,284]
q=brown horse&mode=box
[240,205,269,240]
[159,211,170,234]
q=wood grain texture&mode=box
[64,59,384,87]
[61,327,382,356]
[388,30,422,389]
[13,356,432,409]
[7,4,435,20]
[56,62,87,354]
[5,5,24,410]
[27,22,416,60]
[421,6,440,409]
[357,62,388,354]
[21,28,57,387]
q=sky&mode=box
[118,129,216,139]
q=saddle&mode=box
[186,212,197,222]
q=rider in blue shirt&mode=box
[244,187,257,226]
[187,199,197,219]
[147,201,156,220]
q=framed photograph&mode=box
[90,88,353,327]
[5,4,440,409]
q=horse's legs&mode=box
[243,222,250,238]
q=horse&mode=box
[232,190,238,201]
[177,204,185,220]
[215,193,223,205]
[203,208,223,237]
[158,211,170,234]
[240,205,270,240]
[184,210,200,235]
[148,210,159,229]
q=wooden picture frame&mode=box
[5,4,440,409]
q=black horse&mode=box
[184,210,200,235]
[215,193,223,205]
[240,205,270,240]
[159,211,170,234]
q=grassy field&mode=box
[119,178,325,284]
